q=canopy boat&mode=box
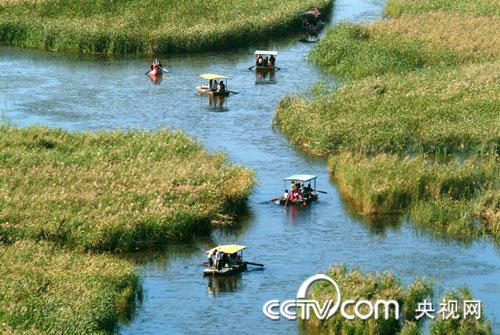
[197,74,231,97]
[148,59,168,77]
[274,174,319,206]
[302,10,325,31]
[204,244,247,276]
[253,50,278,71]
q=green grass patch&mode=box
[0,0,331,54]
[386,0,500,17]
[0,240,139,334]
[329,152,499,242]
[430,287,492,335]
[310,14,499,79]
[275,62,500,156]
[301,265,433,334]
[0,126,254,252]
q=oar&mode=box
[159,66,169,73]
[316,190,328,194]
[145,69,151,75]
[271,197,280,202]
[245,261,264,267]
[275,66,281,71]
[248,65,256,70]
[228,91,240,95]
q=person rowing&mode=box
[217,80,226,93]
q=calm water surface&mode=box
[1,1,499,334]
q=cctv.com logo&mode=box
[263,274,400,321]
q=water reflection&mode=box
[149,75,163,85]
[255,68,277,85]
[207,274,243,297]
[299,31,320,44]
[205,94,229,112]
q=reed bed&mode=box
[386,0,500,17]
[309,13,499,79]
[430,287,492,335]
[0,0,331,54]
[0,240,139,334]
[0,126,254,252]
[275,62,500,156]
[302,265,433,334]
[328,152,499,241]
[304,266,492,334]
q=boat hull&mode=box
[255,66,276,71]
[149,68,163,76]
[203,262,247,276]
[276,193,318,206]
[196,86,230,97]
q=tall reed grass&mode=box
[309,14,499,79]
[275,62,500,156]
[0,126,254,252]
[302,265,433,334]
[0,0,331,54]
[328,152,498,242]
[0,240,139,334]
[386,0,500,17]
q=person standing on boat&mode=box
[211,80,218,91]
[256,54,263,66]
[208,249,216,268]
[215,250,224,270]
[217,81,226,93]
[270,54,276,66]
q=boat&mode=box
[196,74,231,97]
[274,174,319,206]
[204,244,247,276]
[253,50,278,71]
[301,9,325,31]
[149,67,165,77]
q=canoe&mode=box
[203,262,247,276]
[196,86,230,97]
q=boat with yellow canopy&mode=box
[196,74,231,97]
[203,244,264,276]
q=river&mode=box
[0,0,499,334]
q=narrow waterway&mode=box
[1,1,499,334]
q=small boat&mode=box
[196,74,231,97]
[274,174,319,206]
[253,50,278,71]
[149,67,165,76]
[302,10,325,31]
[204,244,247,276]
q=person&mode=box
[222,253,229,268]
[229,253,237,266]
[303,183,313,198]
[215,250,224,271]
[208,249,216,268]
[264,56,269,67]
[283,189,289,200]
[256,54,263,66]
[209,79,213,90]
[211,79,218,91]
[269,54,276,66]
[150,64,154,71]
[217,80,226,93]
[297,183,303,197]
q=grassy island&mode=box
[0,0,331,54]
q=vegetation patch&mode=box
[0,0,331,54]
[275,62,499,155]
[301,265,434,334]
[329,152,499,242]
[0,240,139,334]
[386,0,500,17]
[310,13,499,79]
[0,126,254,252]
[302,266,492,335]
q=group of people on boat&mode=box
[207,249,241,271]
[208,79,226,93]
[255,54,276,68]
[282,182,313,202]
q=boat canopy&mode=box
[199,73,229,80]
[206,244,246,255]
[284,174,317,182]
[254,50,278,56]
